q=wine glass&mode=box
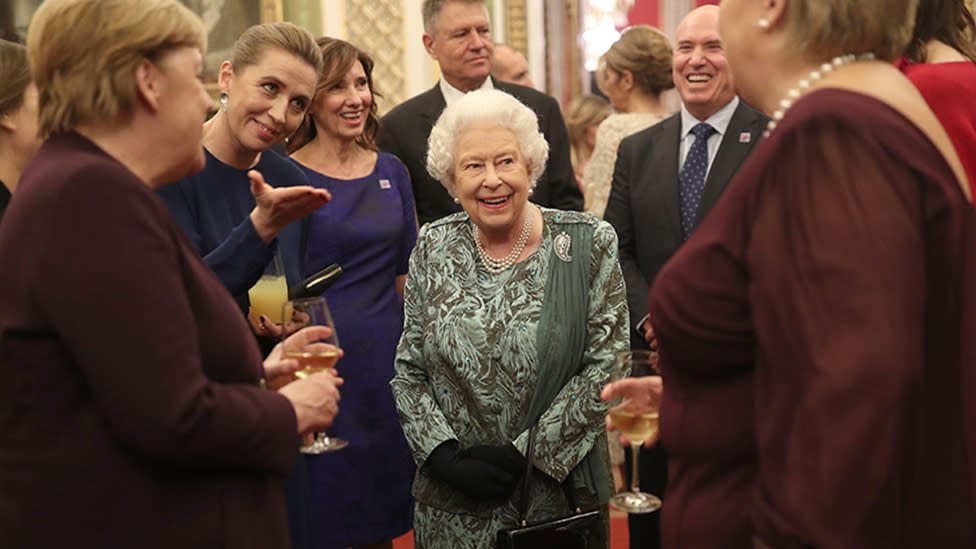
[608,350,662,514]
[281,297,348,453]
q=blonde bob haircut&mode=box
[27,0,206,138]
[426,89,549,196]
[781,0,919,62]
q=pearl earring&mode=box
[219,93,228,111]
[758,18,770,29]
[453,197,460,204]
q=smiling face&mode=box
[451,126,532,240]
[310,60,371,143]
[672,6,735,120]
[423,1,493,92]
[219,47,317,155]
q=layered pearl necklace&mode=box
[472,205,533,274]
[765,53,876,137]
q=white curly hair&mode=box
[426,89,549,196]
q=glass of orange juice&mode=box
[248,251,288,325]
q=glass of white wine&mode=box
[281,297,347,453]
[608,350,662,514]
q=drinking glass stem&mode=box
[629,442,642,493]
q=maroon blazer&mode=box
[650,90,976,548]
[0,133,299,548]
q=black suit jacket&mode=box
[604,101,769,348]
[376,78,582,226]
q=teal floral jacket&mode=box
[391,208,629,518]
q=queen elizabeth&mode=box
[391,89,629,548]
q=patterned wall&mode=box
[346,0,407,112]
[505,0,528,57]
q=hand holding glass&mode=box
[607,350,662,514]
[282,297,347,453]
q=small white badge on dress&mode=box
[379,178,391,189]
[739,132,751,143]
[553,231,573,262]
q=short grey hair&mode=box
[422,0,487,34]
[426,89,549,195]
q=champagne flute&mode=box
[281,297,348,453]
[608,350,662,514]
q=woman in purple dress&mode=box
[285,37,417,549]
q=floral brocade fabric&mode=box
[391,207,629,547]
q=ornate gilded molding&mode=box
[505,0,528,56]
[260,0,283,22]
[346,0,407,112]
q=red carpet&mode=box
[391,512,630,548]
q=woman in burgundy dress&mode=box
[644,0,976,547]
[0,1,342,547]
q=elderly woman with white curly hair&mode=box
[390,88,629,548]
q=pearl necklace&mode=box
[472,206,533,274]
[765,53,876,137]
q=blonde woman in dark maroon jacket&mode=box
[0,1,342,547]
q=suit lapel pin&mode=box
[739,132,751,143]
[379,179,391,189]
[554,231,573,262]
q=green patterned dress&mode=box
[391,207,629,548]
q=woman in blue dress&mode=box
[156,22,330,549]
[285,37,417,549]
[157,22,329,317]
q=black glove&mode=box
[425,440,520,501]
[462,443,527,477]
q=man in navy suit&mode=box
[603,6,769,548]
[377,0,582,226]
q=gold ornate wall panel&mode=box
[346,0,407,113]
[564,0,581,102]
[283,0,323,37]
[505,0,528,56]
[260,0,284,22]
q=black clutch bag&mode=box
[496,428,603,549]
[496,510,602,549]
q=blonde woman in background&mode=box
[0,39,40,223]
[564,94,610,192]
[583,25,674,218]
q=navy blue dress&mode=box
[287,152,417,548]
[157,148,306,311]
